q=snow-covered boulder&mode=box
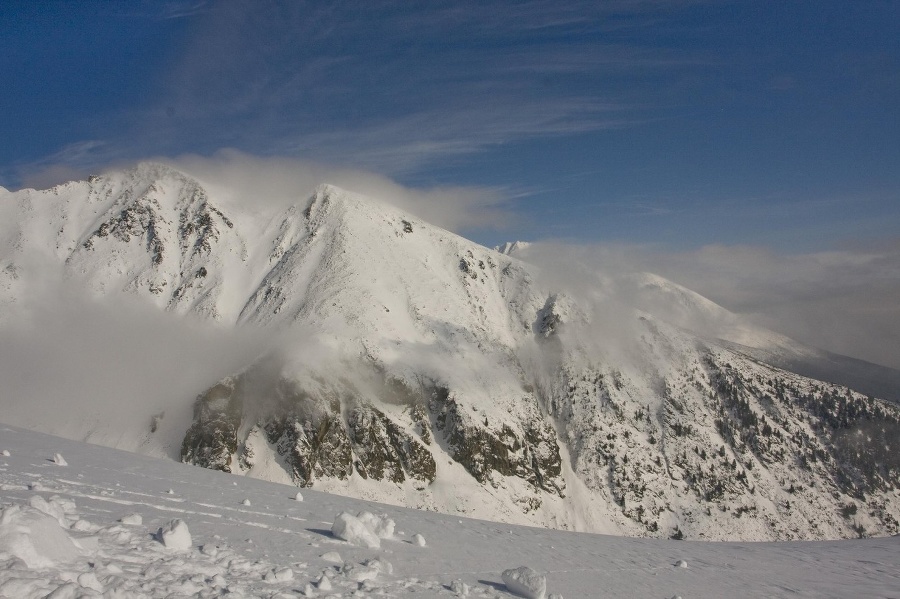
[502,566,547,599]
[156,519,192,550]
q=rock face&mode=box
[3,163,899,540]
[182,364,437,489]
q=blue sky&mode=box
[2,0,900,366]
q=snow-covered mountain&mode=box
[1,163,898,541]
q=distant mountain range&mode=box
[1,163,898,541]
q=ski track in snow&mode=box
[1,426,899,598]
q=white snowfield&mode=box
[0,425,898,598]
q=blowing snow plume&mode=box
[0,266,273,458]
[162,150,518,235]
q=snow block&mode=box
[27,495,68,527]
[157,519,192,550]
[0,504,80,568]
[502,566,547,599]
[265,566,293,582]
[317,575,333,590]
[357,510,395,538]
[331,512,380,548]
[119,513,142,526]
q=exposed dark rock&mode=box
[429,385,564,496]
[181,363,436,488]
[181,379,242,472]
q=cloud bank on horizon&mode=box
[1,1,898,368]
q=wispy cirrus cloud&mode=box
[117,0,711,175]
[6,0,720,187]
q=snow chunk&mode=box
[265,566,293,582]
[52,453,67,466]
[0,504,81,568]
[156,518,192,550]
[77,571,104,593]
[332,512,380,548]
[321,550,343,563]
[365,557,393,575]
[294,491,304,501]
[674,559,688,568]
[70,518,99,533]
[1,450,9,457]
[451,579,470,595]
[241,498,251,506]
[317,575,333,590]
[413,533,427,547]
[27,495,68,526]
[357,510,395,539]
[119,513,142,526]
[330,511,394,548]
[502,566,547,599]
[343,563,379,582]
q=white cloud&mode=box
[515,239,900,370]
[0,266,273,456]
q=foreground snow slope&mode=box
[1,424,898,599]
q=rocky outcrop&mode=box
[181,363,438,489]
[429,385,564,497]
[181,363,566,500]
[181,379,242,472]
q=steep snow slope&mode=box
[1,164,898,542]
[1,425,899,599]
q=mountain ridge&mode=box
[1,163,898,541]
